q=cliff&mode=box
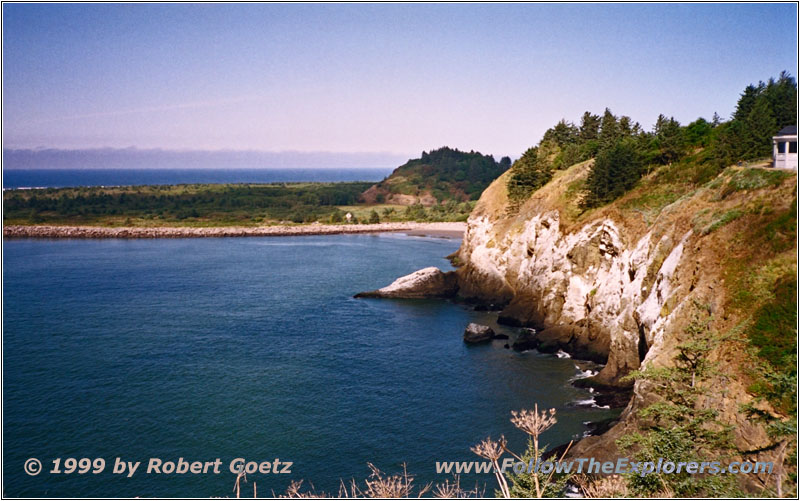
[454,159,796,463]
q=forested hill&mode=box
[361,147,511,206]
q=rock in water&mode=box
[511,328,539,351]
[463,323,495,344]
[354,267,458,298]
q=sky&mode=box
[2,3,798,164]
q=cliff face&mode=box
[455,159,796,458]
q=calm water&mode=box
[3,168,392,189]
[3,234,614,497]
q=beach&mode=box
[2,221,466,239]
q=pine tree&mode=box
[578,111,601,142]
[742,97,777,159]
[598,108,620,151]
[733,82,766,122]
[582,139,643,207]
[542,119,579,148]
[506,147,553,202]
[763,71,797,129]
[654,116,687,164]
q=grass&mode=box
[748,275,797,369]
[334,204,407,220]
[720,168,791,199]
[692,208,744,235]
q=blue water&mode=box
[2,168,392,189]
[3,234,614,497]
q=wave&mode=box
[570,396,610,410]
[570,364,598,381]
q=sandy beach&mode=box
[3,222,466,240]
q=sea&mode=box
[3,234,617,498]
[2,168,393,189]
[3,168,616,497]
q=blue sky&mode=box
[3,3,797,161]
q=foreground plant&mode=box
[280,463,485,498]
[470,404,572,498]
[470,436,511,497]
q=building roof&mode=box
[776,125,797,137]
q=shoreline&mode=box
[2,222,466,240]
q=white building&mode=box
[772,125,797,170]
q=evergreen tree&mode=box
[762,71,797,129]
[506,147,553,202]
[598,108,620,150]
[685,118,713,146]
[654,115,687,164]
[742,97,777,159]
[733,82,766,122]
[578,111,601,142]
[582,138,643,207]
[619,115,639,136]
[542,119,579,147]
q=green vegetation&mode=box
[619,304,743,497]
[507,146,554,202]
[506,73,797,210]
[716,188,797,495]
[714,71,798,163]
[3,182,372,226]
[3,182,475,226]
[582,138,644,207]
[749,277,797,372]
[693,208,744,235]
[369,146,510,202]
[720,168,792,199]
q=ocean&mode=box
[3,233,615,497]
[2,168,393,189]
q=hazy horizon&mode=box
[2,147,412,170]
[3,3,798,163]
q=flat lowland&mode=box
[2,221,466,239]
[2,182,476,227]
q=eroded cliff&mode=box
[455,159,796,461]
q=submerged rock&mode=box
[463,323,495,344]
[354,266,458,299]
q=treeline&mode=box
[4,182,478,226]
[507,72,797,207]
[3,182,373,225]
[378,146,511,201]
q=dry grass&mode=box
[573,474,630,498]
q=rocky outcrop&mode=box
[453,162,797,464]
[355,267,459,299]
[455,166,692,387]
[463,323,495,343]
